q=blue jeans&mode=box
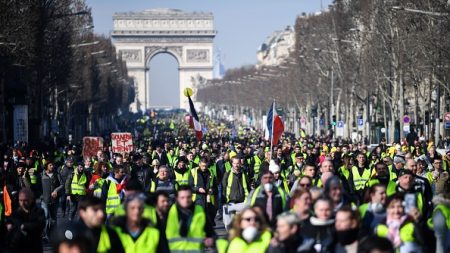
[41,201,58,238]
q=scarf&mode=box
[386,215,407,248]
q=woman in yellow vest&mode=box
[374,194,424,253]
[112,193,168,253]
[222,206,271,253]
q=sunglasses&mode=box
[242,216,260,222]
[300,183,311,187]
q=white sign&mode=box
[300,117,306,129]
[111,132,134,153]
[13,105,28,143]
[403,125,410,133]
[336,123,344,137]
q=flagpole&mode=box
[270,100,275,156]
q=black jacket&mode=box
[189,168,217,207]
[222,170,249,203]
[267,234,316,253]
[4,203,45,253]
[130,165,153,190]
[300,217,336,253]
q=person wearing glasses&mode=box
[225,206,271,253]
[290,175,313,196]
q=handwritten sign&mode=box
[111,132,133,153]
[82,137,104,160]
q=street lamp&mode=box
[313,47,338,135]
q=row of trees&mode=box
[197,0,450,143]
[0,0,134,146]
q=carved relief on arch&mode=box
[145,46,183,62]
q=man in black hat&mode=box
[388,169,429,217]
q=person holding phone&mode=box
[374,194,425,253]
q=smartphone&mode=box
[404,193,417,214]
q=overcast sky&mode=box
[86,0,331,107]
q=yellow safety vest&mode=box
[106,180,121,215]
[97,226,112,253]
[174,170,190,186]
[226,230,271,253]
[166,204,206,252]
[427,204,450,229]
[338,165,351,180]
[253,156,262,175]
[216,239,229,253]
[113,204,158,225]
[375,222,416,243]
[92,178,105,198]
[249,185,287,210]
[386,183,424,214]
[226,172,249,203]
[191,168,216,205]
[70,171,87,195]
[115,226,159,253]
[351,166,371,191]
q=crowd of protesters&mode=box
[0,114,449,253]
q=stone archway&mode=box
[112,8,216,112]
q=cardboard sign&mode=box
[111,132,133,153]
[82,137,104,160]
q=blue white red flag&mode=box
[266,102,284,146]
[188,95,203,141]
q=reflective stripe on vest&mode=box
[105,181,120,215]
[351,166,371,191]
[175,171,190,186]
[71,171,87,195]
[115,226,159,253]
[226,230,271,253]
[226,172,248,203]
[97,226,111,253]
[166,204,206,252]
[250,186,286,210]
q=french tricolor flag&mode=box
[266,102,284,146]
[188,95,203,141]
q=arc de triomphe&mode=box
[112,8,216,112]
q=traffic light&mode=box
[332,115,336,126]
[425,111,430,124]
